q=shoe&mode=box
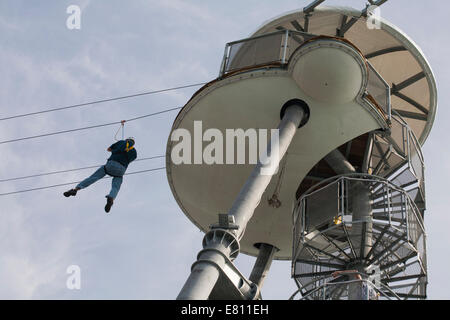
[64,189,78,197]
[105,196,114,213]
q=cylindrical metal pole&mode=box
[230,104,305,238]
[249,243,278,290]
[352,185,373,258]
[177,102,307,300]
[324,148,374,300]
[177,245,229,300]
[324,149,356,175]
[348,184,373,300]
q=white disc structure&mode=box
[293,40,364,104]
[251,6,437,145]
[166,6,436,260]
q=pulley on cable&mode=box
[114,120,127,141]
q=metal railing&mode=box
[293,174,425,250]
[292,174,427,300]
[219,29,315,77]
[366,61,391,122]
[290,273,401,300]
[218,30,392,123]
[367,114,426,214]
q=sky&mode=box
[0,0,448,300]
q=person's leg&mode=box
[109,176,123,199]
[105,161,126,200]
[76,165,107,190]
[103,161,126,212]
[64,165,107,197]
[105,176,122,213]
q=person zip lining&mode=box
[63,131,137,213]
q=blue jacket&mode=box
[108,139,137,168]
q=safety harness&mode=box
[125,140,135,152]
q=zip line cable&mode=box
[0,82,206,121]
[0,166,166,197]
[0,82,200,193]
[0,155,165,183]
[0,106,182,145]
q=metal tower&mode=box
[167,0,436,300]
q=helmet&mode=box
[126,137,135,146]
[125,137,135,152]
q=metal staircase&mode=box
[291,116,427,300]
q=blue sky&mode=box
[0,0,448,299]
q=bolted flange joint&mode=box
[202,228,240,261]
